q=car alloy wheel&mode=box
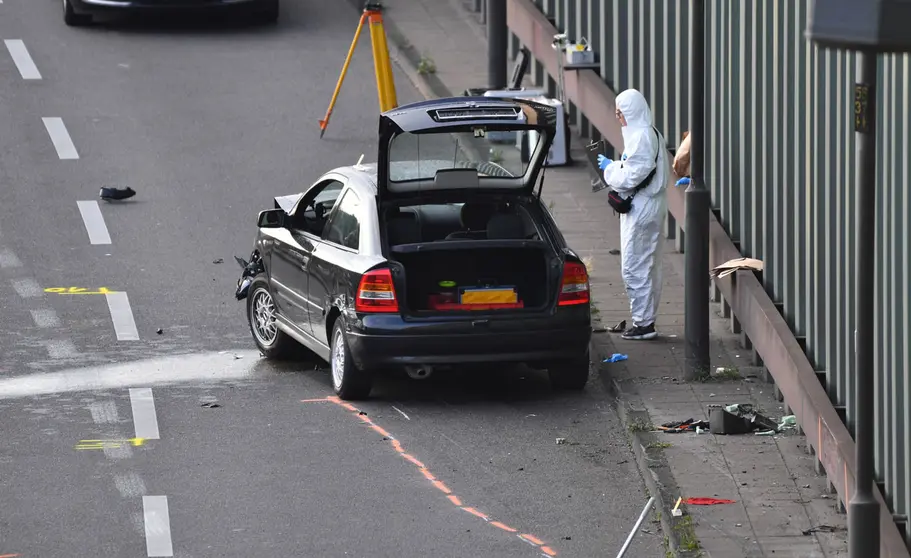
[331,328,345,390]
[250,288,278,346]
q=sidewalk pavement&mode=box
[365,0,851,555]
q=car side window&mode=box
[290,180,344,237]
[322,190,361,251]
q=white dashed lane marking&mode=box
[89,400,120,424]
[42,117,79,160]
[30,308,61,328]
[77,201,112,245]
[12,277,42,298]
[0,248,22,269]
[129,388,160,440]
[44,339,78,359]
[4,39,41,80]
[143,495,174,557]
[114,472,147,498]
[106,291,140,341]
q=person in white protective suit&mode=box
[596,89,668,340]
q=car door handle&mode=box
[471,320,490,328]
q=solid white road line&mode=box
[105,291,140,341]
[129,388,160,440]
[0,248,22,268]
[42,117,79,160]
[30,309,61,328]
[142,495,174,557]
[4,40,41,80]
[12,277,42,298]
[77,201,112,244]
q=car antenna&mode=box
[355,153,365,167]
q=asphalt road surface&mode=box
[0,2,662,556]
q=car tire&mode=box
[330,319,372,400]
[63,0,92,26]
[246,279,300,360]
[548,351,590,391]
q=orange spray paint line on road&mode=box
[315,395,558,556]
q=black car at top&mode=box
[63,0,278,26]
[235,96,592,400]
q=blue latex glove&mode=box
[603,353,629,363]
[597,154,612,170]
[676,177,692,187]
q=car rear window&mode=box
[387,130,543,183]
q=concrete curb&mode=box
[347,1,702,554]
[594,335,702,558]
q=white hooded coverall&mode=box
[602,89,669,328]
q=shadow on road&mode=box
[269,354,600,407]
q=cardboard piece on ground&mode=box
[710,257,763,279]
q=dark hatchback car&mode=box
[235,97,592,400]
[63,0,277,26]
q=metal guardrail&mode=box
[493,0,911,553]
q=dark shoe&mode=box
[100,187,136,201]
[621,323,657,340]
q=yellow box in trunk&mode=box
[460,287,518,304]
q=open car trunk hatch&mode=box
[375,97,557,202]
[390,241,558,317]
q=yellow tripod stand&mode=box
[319,1,398,138]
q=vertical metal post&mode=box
[684,0,711,380]
[487,0,508,89]
[848,47,880,558]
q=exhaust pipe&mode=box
[405,365,434,380]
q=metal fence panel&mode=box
[508,0,910,542]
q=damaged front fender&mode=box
[234,251,264,301]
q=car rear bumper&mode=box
[72,0,261,13]
[346,309,592,369]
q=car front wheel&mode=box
[246,279,300,359]
[330,319,372,400]
[547,351,591,390]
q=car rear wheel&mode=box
[547,351,590,390]
[246,279,300,359]
[63,0,92,26]
[330,319,372,400]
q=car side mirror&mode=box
[257,209,285,228]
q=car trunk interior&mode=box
[391,244,553,314]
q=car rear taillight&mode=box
[558,261,590,306]
[355,268,399,313]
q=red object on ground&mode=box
[684,497,736,505]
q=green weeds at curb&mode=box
[417,54,436,75]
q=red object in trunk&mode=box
[427,295,524,311]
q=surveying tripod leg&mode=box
[319,13,367,138]
[368,11,397,112]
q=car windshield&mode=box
[387,130,543,183]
